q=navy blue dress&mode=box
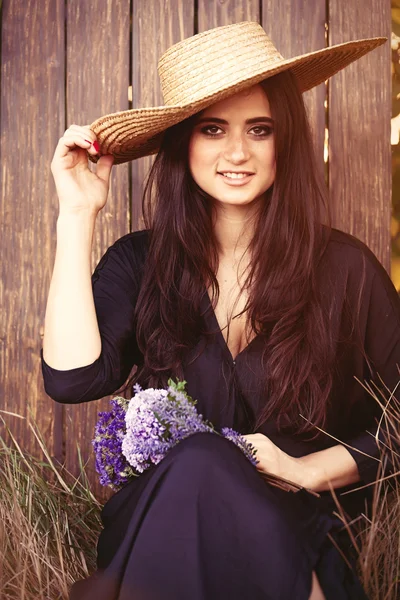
[41,227,400,599]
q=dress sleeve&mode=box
[344,245,400,486]
[41,231,148,404]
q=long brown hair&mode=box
[132,70,335,437]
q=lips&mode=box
[217,172,254,186]
[218,171,254,178]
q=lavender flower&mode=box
[93,379,259,489]
[121,380,214,472]
[221,427,259,467]
[92,397,136,489]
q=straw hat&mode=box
[88,21,386,165]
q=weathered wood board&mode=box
[329,0,391,269]
[0,0,65,458]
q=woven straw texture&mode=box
[88,21,386,165]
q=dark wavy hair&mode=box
[131,70,336,437]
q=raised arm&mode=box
[43,125,114,370]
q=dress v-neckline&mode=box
[202,290,260,365]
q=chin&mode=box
[215,195,259,206]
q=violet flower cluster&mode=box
[221,427,258,466]
[92,396,136,489]
[122,380,214,473]
[93,379,258,490]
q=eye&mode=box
[250,126,273,137]
[200,125,223,137]
[199,124,273,138]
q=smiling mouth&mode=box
[218,172,255,180]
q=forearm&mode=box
[298,444,361,492]
[43,210,101,370]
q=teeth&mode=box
[221,172,251,179]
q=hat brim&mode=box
[88,36,386,165]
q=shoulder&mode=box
[92,229,150,285]
[321,226,400,317]
[323,227,383,270]
[321,226,391,285]
[100,229,150,262]
[95,229,150,268]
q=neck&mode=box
[212,201,260,259]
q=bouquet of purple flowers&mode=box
[93,379,259,490]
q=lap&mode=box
[99,432,334,570]
[71,432,367,600]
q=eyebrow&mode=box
[195,116,274,125]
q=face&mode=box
[188,84,276,210]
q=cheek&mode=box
[189,137,216,178]
[260,143,276,177]
[188,136,204,176]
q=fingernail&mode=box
[93,140,100,153]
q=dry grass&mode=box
[356,387,400,599]
[330,380,400,600]
[356,483,400,599]
[0,417,102,600]
[0,383,399,599]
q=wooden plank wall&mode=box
[0,0,65,458]
[0,0,391,497]
[62,0,132,493]
[130,1,194,228]
[329,0,391,270]
[261,0,326,182]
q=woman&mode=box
[42,22,396,600]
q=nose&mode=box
[223,133,251,164]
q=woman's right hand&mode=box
[50,124,115,216]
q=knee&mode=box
[165,431,244,476]
[169,430,237,460]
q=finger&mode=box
[95,154,114,183]
[56,133,97,159]
[67,133,100,155]
[63,130,97,146]
[64,125,99,150]
[55,136,90,160]
[67,124,96,139]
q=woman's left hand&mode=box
[242,433,311,489]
